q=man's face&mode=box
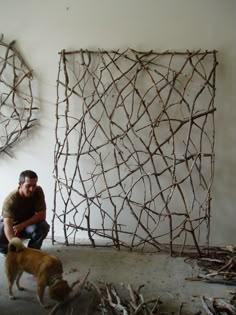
[19,176,38,197]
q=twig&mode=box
[186,275,236,286]
[200,296,215,315]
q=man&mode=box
[0,170,50,256]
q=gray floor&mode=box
[0,239,233,314]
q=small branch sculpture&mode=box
[53,48,218,255]
[0,34,37,156]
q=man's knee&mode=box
[40,221,50,236]
[24,221,50,238]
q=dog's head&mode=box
[49,280,72,301]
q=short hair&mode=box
[19,170,38,184]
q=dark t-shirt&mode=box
[1,186,46,224]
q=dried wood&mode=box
[196,295,236,315]
[187,253,236,286]
[88,281,166,315]
[0,34,37,156]
[53,48,218,255]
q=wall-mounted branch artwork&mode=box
[53,48,217,255]
[0,35,37,156]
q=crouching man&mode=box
[0,170,50,257]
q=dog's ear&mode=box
[49,280,72,301]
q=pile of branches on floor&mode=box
[186,246,236,314]
[186,245,236,285]
[49,270,182,315]
[88,281,165,315]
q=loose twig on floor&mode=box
[197,295,236,315]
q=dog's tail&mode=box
[8,237,25,252]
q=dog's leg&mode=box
[6,268,17,300]
[8,282,15,300]
[37,281,48,308]
[16,271,25,291]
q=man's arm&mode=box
[3,217,15,241]
[13,211,46,235]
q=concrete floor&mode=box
[0,239,233,315]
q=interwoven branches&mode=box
[53,48,218,255]
[0,35,37,156]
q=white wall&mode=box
[0,0,235,246]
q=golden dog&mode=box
[5,237,72,307]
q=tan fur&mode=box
[5,237,71,307]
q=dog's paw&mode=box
[18,286,25,291]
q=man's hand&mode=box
[13,223,25,236]
[4,211,46,241]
